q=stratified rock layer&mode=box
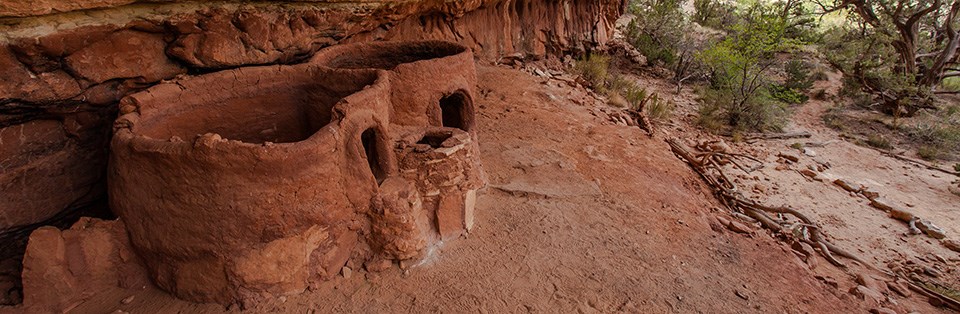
[0,0,622,247]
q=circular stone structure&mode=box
[311,40,478,132]
[109,41,484,305]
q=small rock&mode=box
[850,285,884,303]
[869,307,897,314]
[803,147,817,156]
[861,187,881,200]
[888,208,915,223]
[816,275,839,289]
[752,183,767,194]
[709,221,724,233]
[941,239,960,252]
[833,179,861,192]
[735,289,749,300]
[791,241,815,258]
[799,169,818,179]
[886,281,911,297]
[342,266,353,279]
[869,197,898,211]
[778,152,800,163]
[856,274,882,292]
[775,164,791,171]
[121,295,135,304]
[916,220,946,239]
[716,216,731,227]
[923,266,943,278]
[364,259,393,272]
[726,220,752,234]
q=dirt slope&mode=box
[38,65,879,313]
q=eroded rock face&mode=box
[0,0,622,245]
[19,218,148,313]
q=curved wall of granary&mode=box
[107,41,484,304]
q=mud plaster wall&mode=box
[101,40,484,305]
[0,0,624,249]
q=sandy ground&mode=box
[8,65,887,313]
[5,63,957,313]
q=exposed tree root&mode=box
[880,151,960,177]
[667,138,873,270]
[744,131,812,140]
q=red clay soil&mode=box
[7,65,875,313]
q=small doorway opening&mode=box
[439,92,469,131]
[361,128,386,184]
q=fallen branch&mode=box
[880,151,960,177]
[745,131,812,140]
[906,280,960,311]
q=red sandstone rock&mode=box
[0,119,104,230]
[0,0,137,17]
[850,285,884,303]
[20,218,148,313]
[65,30,185,84]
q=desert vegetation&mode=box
[615,0,960,161]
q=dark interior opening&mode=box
[417,131,453,148]
[324,41,466,70]
[361,128,386,184]
[137,68,379,144]
[440,92,468,130]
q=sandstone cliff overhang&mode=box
[0,0,623,255]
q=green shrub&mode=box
[646,93,676,121]
[770,84,809,104]
[866,134,893,149]
[695,4,793,133]
[572,54,610,93]
[918,145,941,160]
[911,121,960,152]
[623,84,649,110]
[698,87,788,132]
[784,59,815,92]
[943,78,960,92]
[693,0,737,30]
[628,29,677,66]
[625,0,694,71]
[606,74,633,98]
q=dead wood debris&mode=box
[667,138,870,268]
[627,108,654,136]
[880,151,960,177]
[718,131,812,142]
[744,131,812,141]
